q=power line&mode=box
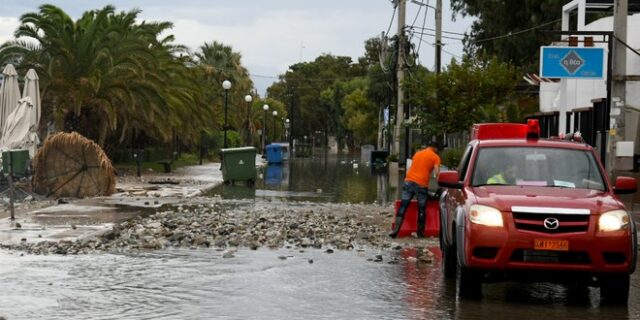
[385,4,397,37]
[419,38,463,59]
[408,25,466,36]
[404,0,425,69]
[415,0,430,63]
[410,30,464,41]
[410,3,423,29]
[473,18,562,44]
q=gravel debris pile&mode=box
[2,202,408,255]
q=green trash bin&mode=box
[2,149,30,176]
[220,147,257,184]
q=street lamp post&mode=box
[222,80,232,148]
[244,94,252,146]
[284,118,290,141]
[262,104,269,154]
[272,110,278,142]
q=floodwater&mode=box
[209,153,398,204]
[1,154,640,319]
[0,247,638,320]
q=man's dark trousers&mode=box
[390,181,428,237]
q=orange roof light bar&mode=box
[471,123,528,140]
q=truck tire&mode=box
[442,227,457,279]
[458,266,482,299]
[600,274,630,305]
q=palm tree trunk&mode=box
[98,120,109,147]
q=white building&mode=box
[539,0,640,169]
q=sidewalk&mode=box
[0,157,264,246]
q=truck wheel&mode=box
[600,274,630,305]
[441,229,457,279]
[458,266,482,299]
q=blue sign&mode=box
[540,46,604,79]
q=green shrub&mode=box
[441,147,464,169]
[387,153,398,162]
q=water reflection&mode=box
[1,245,638,319]
[392,248,636,320]
[264,164,288,186]
[210,154,396,204]
[214,184,256,200]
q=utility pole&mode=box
[393,0,406,163]
[435,0,442,74]
[611,0,628,171]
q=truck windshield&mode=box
[471,147,605,191]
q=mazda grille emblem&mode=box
[543,218,559,230]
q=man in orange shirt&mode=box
[389,141,441,238]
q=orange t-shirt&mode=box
[405,147,441,187]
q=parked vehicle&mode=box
[438,120,637,304]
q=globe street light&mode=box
[272,110,278,142]
[284,118,290,141]
[244,94,252,145]
[262,104,269,154]
[222,80,232,148]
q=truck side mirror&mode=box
[438,171,463,189]
[613,176,637,194]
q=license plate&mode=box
[534,239,569,251]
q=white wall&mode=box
[540,14,640,123]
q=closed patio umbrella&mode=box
[22,69,41,130]
[0,97,40,156]
[0,64,21,138]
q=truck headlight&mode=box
[469,205,503,227]
[598,210,630,232]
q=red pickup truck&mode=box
[437,120,637,304]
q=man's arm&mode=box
[433,165,440,179]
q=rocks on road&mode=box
[2,201,439,256]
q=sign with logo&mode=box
[540,46,605,79]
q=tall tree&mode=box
[267,54,364,145]
[194,41,255,147]
[451,0,564,70]
[407,57,530,137]
[0,4,212,149]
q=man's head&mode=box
[428,141,441,153]
[504,163,517,182]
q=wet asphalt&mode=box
[0,155,639,319]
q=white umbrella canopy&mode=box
[0,64,21,138]
[0,97,39,155]
[22,69,41,129]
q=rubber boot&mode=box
[389,216,405,238]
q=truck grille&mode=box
[512,212,589,234]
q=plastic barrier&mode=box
[391,199,440,237]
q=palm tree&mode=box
[0,4,212,148]
[194,41,255,146]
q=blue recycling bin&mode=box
[265,144,283,164]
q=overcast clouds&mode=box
[0,0,473,95]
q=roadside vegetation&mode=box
[0,2,560,160]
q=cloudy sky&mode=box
[0,0,474,95]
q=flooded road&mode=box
[0,247,638,320]
[1,155,640,319]
[210,154,396,204]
